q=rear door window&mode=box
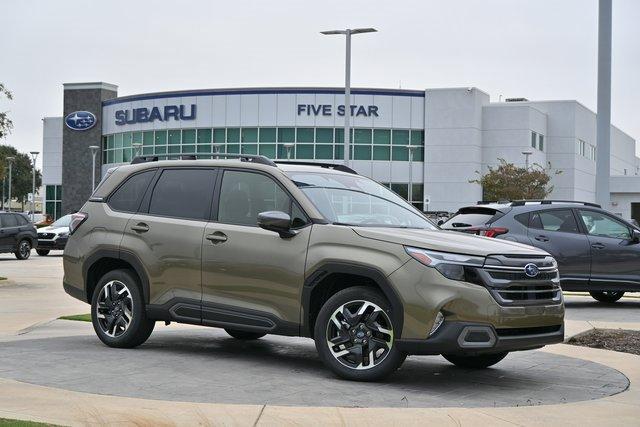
[148,168,216,221]
[108,170,156,213]
[1,214,18,228]
[530,209,579,233]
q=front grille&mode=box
[478,255,561,306]
[38,233,55,240]
[496,325,562,337]
[486,270,558,281]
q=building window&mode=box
[101,127,426,164]
[45,185,63,220]
[531,132,537,149]
[538,134,544,151]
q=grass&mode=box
[0,277,6,281]
[0,418,61,426]
[58,313,91,322]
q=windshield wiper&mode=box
[332,222,360,227]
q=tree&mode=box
[0,82,13,180]
[471,158,559,201]
[0,145,42,210]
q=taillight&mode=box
[478,227,509,238]
[69,212,88,235]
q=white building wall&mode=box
[424,88,487,212]
[42,117,63,185]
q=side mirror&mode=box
[632,229,640,243]
[258,211,296,238]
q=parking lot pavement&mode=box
[564,294,640,323]
[0,251,86,336]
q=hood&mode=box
[353,227,549,257]
[38,226,69,234]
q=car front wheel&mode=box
[314,286,406,381]
[443,352,508,369]
[589,291,625,303]
[91,269,155,348]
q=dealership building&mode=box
[41,82,640,222]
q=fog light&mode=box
[429,312,445,336]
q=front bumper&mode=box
[37,237,68,250]
[396,320,564,355]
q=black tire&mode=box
[443,352,508,369]
[91,269,155,348]
[224,329,266,340]
[590,291,625,303]
[14,239,32,260]
[314,286,406,381]
[36,249,50,256]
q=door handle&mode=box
[591,242,605,250]
[131,223,150,233]
[534,235,549,242]
[206,232,228,244]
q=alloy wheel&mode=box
[325,300,394,370]
[19,241,31,258]
[96,280,134,338]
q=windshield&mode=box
[286,171,436,229]
[51,214,72,228]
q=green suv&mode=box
[63,155,564,381]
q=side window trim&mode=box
[213,168,311,228]
[142,167,218,221]
[106,168,158,214]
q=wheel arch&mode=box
[83,249,150,304]
[302,262,404,338]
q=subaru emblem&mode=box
[524,263,539,278]
[65,111,97,131]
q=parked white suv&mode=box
[36,214,71,256]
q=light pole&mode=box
[321,27,377,167]
[595,0,612,208]
[522,150,533,169]
[408,146,419,206]
[89,146,99,192]
[132,142,142,158]
[6,156,14,212]
[29,151,39,221]
[283,143,294,160]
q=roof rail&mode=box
[273,161,358,175]
[130,153,277,167]
[477,200,511,205]
[510,199,601,208]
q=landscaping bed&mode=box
[568,329,640,356]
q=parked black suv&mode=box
[441,200,640,303]
[0,212,37,260]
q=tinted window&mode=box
[148,169,214,220]
[218,171,295,227]
[578,210,631,239]
[15,214,29,226]
[514,213,529,227]
[108,170,155,213]
[443,208,499,228]
[1,214,18,227]
[530,209,579,233]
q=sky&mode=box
[1,0,639,168]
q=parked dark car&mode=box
[441,200,640,303]
[0,212,37,260]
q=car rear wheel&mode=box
[589,291,625,303]
[443,352,508,369]
[224,329,266,340]
[36,249,50,256]
[14,239,31,260]
[314,286,406,381]
[91,269,155,348]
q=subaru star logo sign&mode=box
[65,111,97,131]
[524,263,540,278]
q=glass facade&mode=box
[380,182,425,211]
[45,185,63,220]
[103,127,425,165]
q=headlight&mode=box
[405,246,485,281]
[58,232,69,238]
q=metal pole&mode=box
[7,158,13,213]
[91,151,96,191]
[408,147,413,206]
[596,0,612,208]
[344,29,351,167]
[1,176,4,211]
